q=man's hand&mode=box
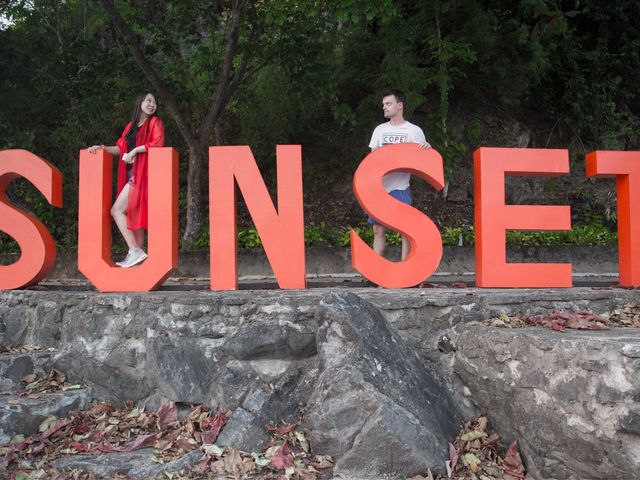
[418,142,431,149]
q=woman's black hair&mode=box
[130,93,157,127]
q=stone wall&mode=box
[1,287,639,479]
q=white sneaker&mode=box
[116,248,148,268]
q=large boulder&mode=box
[305,292,463,477]
[454,325,640,480]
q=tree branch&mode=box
[98,0,197,144]
[198,0,249,143]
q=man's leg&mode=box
[401,235,410,260]
[373,223,386,256]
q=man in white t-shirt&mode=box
[368,89,431,260]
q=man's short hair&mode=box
[382,89,406,105]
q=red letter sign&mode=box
[0,150,62,289]
[78,148,178,291]
[586,151,640,286]
[474,147,572,287]
[209,145,305,290]
[351,143,444,288]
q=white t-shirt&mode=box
[369,120,427,192]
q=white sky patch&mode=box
[0,15,14,30]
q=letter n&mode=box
[0,150,62,289]
[209,145,305,290]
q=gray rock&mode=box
[212,361,318,451]
[215,407,269,452]
[54,448,202,478]
[306,292,462,477]
[54,353,151,406]
[0,352,53,392]
[129,449,202,478]
[454,326,640,480]
[147,336,216,404]
[619,410,640,436]
[0,389,90,443]
[225,324,316,360]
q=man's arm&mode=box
[415,126,431,149]
[369,125,381,151]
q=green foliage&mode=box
[336,222,401,248]
[337,223,369,248]
[304,222,331,246]
[439,224,617,247]
[506,225,617,246]
[441,227,476,246]
[191,225,263,249]
[1,0,636,254]
[238,228,262,248]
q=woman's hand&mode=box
[122,151,137,164]
[88,144,104,154]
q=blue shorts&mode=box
[367,188,412,225]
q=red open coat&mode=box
[115,116,165,230]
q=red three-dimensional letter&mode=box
[209,145,305,290]
[0,150,62,289]
[586,151,640,286]
[474,147,572,287]
[77,148,178,291]
[351,143,444,288]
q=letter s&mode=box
[0,150,62,289]
[351,144,444,288]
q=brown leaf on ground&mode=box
[21,373,37,384]
[268,446,295,470]
[223,447,244,476]
[608,304,640,327]
[1,400,332,480]
[550,311,609,330]
[156,402,178,431]
[201,410,228,444]
[51,369,67,385]
[449,442,459,471]
[0,343,47,354]
[98,433,156,453]
[504,441,524,471]
[418,282,447,289]
[430,416,528,480]
[267,419,301,435]
[484,309,618,332]
[19,368,80,396]
[310,455,334,469]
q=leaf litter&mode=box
[409,416,533,480]
[0,343,55,355]
[483,304,640,331]
[0,401,334,479]
[2,398,525,480]
[20,369,83,396]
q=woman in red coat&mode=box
[87,93,165,267]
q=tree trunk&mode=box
[182,141,206,249]
[99,0,257,251]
